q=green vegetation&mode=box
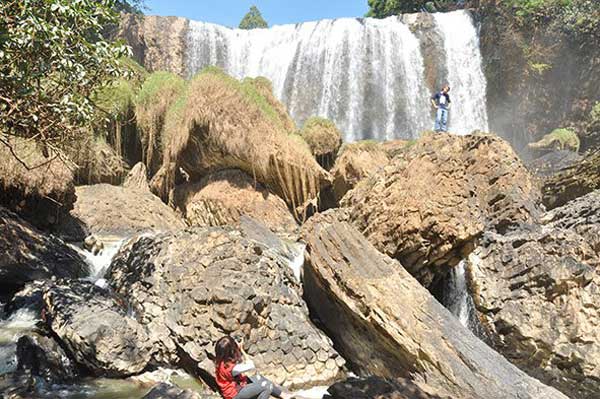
[299,117,343,157]
[366,0,467,16]
[0,0,131,166]
[239,5,268,29]
[530,128,581,152]
[590,102,600,125]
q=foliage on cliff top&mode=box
[366,0,471,16]
[135,72,185,171]
[153,68,328,216]
[530,128,581,152]
[0,0,132,167]
[243,77,296,133]
[239,5,268,29]
[298,117,343,157]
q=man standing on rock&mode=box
[431,84,451,132]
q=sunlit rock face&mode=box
[120,10,489,141]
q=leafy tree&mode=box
[0,0,132,167]
[366,0,469,17]
[239,5,268,29]
[114,0,146,14]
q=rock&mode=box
[301,211,566,399]
[148,69,331,219]
[118,14,189,76]
[526,149,582,177]
[325,376,444,399]
[298,117,343,170]
[42,280,151,377]
[143,383,218,399]
[123,162,150,191]
[470,190,600,397]
[331,141,390,202]
[107,222,343,388]
[342,133,540,286]
[0,140,76,228]
[16,333,78,384]
[174,169,298,239]
[542,150,600,209]
[58,184,186,237]
[0,206,89,295]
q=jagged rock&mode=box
[42,280,151,377]
[527,150,582,177]
[142,383,216,399]
[331,141,390,202]
[470,190,600,398]
[325,377,444,399]
[174,169,298,239]
[0,206,89,295]
[123,162,150,191]
[0,141,76,228]
[107,221,343,388]
[119,15,189,76]
[301,211,566,399]
[16,333,78,384]
[342,133,540,286]
[542,150,600,209]
[58,184,186,237]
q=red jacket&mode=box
[216,361,248,399]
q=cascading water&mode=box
[187,17,431,141]
[434,11,489,134]
[443,260,478,328]
[185,10,489,141]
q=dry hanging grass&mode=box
[151,68,331,219]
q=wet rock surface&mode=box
[0,206,89,295]
[342,133,540,286]
[107,221,343,388]
[42,280,151,377]
[324,376,444,399]
[58,183,186,237]
[174,169,298,239]
[470,190,600,398]
[16,332,78,384]
[301,210,566,399]
[143,382,218,399]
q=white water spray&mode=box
[69,237,126,282]
[434,11,489,134]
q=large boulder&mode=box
[542,150,600,209]
[16,333,78,384]
[0,206,89,295]
[174,169,298,239]
[58,183,186,239]
[0,141,76,228]
[325,377,443,399]
[342,133,540,286]
[470,190,600,398]
[42,280,151,377]
[107,221,343,388]
[301,211,566,399]
[149,69,331,219]
[331,141,390,202]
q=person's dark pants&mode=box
[234,374,283,399]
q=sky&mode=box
[144,0,369,27]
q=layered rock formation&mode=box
[123,162,151,191]
[301,211,565,398]
[174,169,298,239]
[342,133,540,286]
[42,280,151,377]
[60,183,185,238]
[107,221,343,388]
[542,150,600,209]
[470,190,600,398]
[0,206,89,295]
[331,141,390,202]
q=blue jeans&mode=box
[435,107,449,132]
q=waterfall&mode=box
[443,260,477,328]
[185,10,489,142]
[69,237,126,283]
[434,11,489,134]
[186,17,431,141]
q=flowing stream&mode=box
[186,10,488,140]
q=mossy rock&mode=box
[298,117,343,170]
[529,128,580,152]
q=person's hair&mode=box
[443,84,450,91]
[215,336,242,366]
